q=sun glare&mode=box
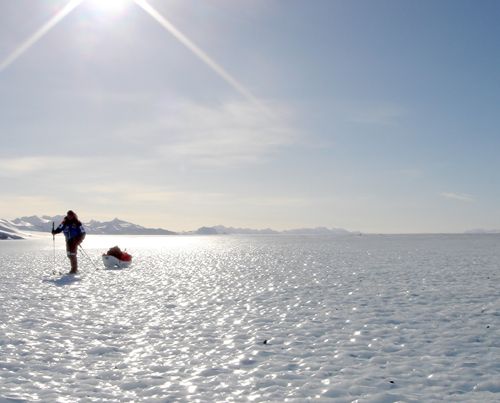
[0,0,267,117]
[85,0,131,14]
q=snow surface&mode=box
[0,234,499,402]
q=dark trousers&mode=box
[66,234,85,272]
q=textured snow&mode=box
[0,234,499,402]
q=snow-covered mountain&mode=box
[282,226,353,235]
[0,216,176,239]
[85,218,176,235]
[464,229,500,234]
[191,225,355,236]
[10,215,62,232]
[1,216,355,240]
[193,225,279,235]
[0,219,29,239]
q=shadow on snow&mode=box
[43,274,81,286]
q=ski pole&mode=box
[52,222,56,275]
[79,245,100,271]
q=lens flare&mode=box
[133,0,269,116]
[1,0,269,117]
[85,0,131,15]
[0,0,84,73]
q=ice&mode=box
[0,234,499,401]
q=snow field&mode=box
[0,234,499,402]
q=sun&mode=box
[85,0,132,15]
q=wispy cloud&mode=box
[440,192,475,202]
[82,184,190,204]
[118,99,298,166]
[0,156,77,176]
[0,195,63,217]
[83,183,312,208]
[235,195,311,207]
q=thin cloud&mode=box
[235,196,311,208]
[440,192,475,202]
[118,100,298,166]
[0,156,77,176]
[0,195,63,217]
[83,184,185,204]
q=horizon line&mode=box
[1,215,496,236]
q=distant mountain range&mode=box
[464,229,500,234]
[190,225,353,236]
[0,215,356,240]
[0,216,175,239]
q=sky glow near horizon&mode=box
[0,0,499,233]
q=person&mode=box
[52,210,86,274]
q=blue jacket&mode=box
[55,219,86,241]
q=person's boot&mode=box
[69,255,78,274]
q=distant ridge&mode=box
[189,225,355,236]
[190,225,279,235]
[464,229,500,234]
[85,218,176,235]
[282,226,352,235]
[0,215,356,240]
[0,216,176,239]
[0,219,27,239]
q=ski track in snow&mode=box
[0,234,499,402]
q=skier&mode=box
[52,210,86,274]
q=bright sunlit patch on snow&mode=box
[81,234,209,252]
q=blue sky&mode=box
[0,0,499,233]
